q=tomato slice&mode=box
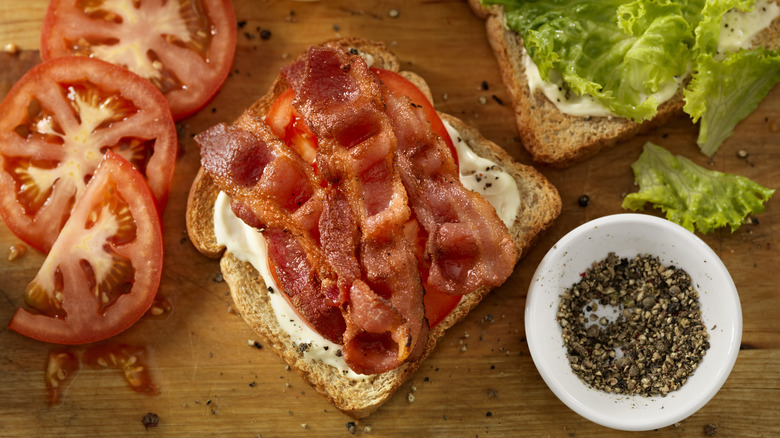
[370,68,458,167]
[40,0,237,121]
[9,150,163,345]
[0,56,176,253]
[266,88,319,165]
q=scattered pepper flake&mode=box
[142,412,159,430]
[248,340,262,349]
[704,423,718,436]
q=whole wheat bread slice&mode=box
[185,38,561,418]
[469,0,780,168]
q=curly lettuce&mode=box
[622,143,774,233]
[483,0,780,155]
[684,49,780,157]
[485,0,696,122]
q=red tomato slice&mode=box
[370,68,458,167]
[40,0,237,120]
[9,150,163,345]
[266,88,319,165]
[0,56,176,253]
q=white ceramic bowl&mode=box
[526,213,742,431]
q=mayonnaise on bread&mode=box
[213,121,520,376]
[523,1,778,118]
[523,49,681,118]
[718,0,779,53]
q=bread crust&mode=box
[185,38,561,418]
[468,0,780,168]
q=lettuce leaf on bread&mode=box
[485,0,780,156]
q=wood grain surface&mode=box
[1,1,778,437]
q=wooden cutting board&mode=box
[1,1,778,436]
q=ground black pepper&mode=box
[142,412,159,430]
[557,253,709,397]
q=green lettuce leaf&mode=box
[622,143,774,233]
[484,0,780,155]
[684,49,780,157]
[483,0,698,122]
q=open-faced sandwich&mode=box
[470,0,780,167]
[186,38,561,418]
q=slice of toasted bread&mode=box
[185,38,561,418]
[469,0,780,168]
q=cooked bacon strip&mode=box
[263,227,346,343]
[197,123,346,344]
[381,90,516,296]
[284,46,428,374]
[318,185,360,306]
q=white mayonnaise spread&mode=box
[718,0,779,54]
[213,122,520,378]
[523,48,682,118]
[523,52,613,118]
[214,191,366,380]
[444,120,521,228]
[523,0,778,118]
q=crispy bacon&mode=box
[284,46,428,374]
[197,43,518,375]
[318,185,360,307]
[381,86,516,296]
[197,123,346,344]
